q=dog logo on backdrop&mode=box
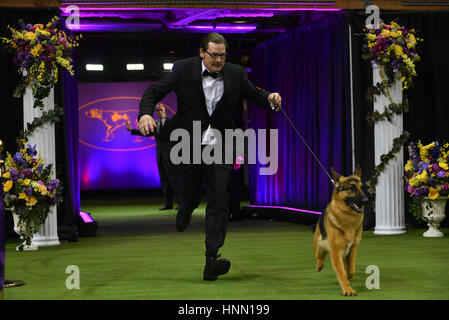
[79,96,175,152]
[312,165,369,296]
[85,108,131,142]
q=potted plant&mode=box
[1,141,62,250]
[405,141,449,237]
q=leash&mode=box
[270,100,335,185]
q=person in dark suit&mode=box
[126,104,183,210]
[138,32,281,281]
[153,103,183,210]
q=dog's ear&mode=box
[354,164,362,178]
[331,167,341,182]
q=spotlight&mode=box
[126,64,144,71]
[163,63,173,71]
[85,64,103,71]
[78,211,97,237]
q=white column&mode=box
[373,64,407,235]
[23,86,60,247]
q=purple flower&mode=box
[21,168,32,178]
[431,163,440,172]
[408,142,419,161]
[437,171,446,179]
[8,167,19,181]
[442,183,449,194]
[24,186,33,197]
[391,59,400,70]
[36,164,43,175]
[12,152,26,166]
[47,179,59,192]
[26,144,37,157]
[431,142,441,161]
[413,187,429,197]
[418,161,429,173]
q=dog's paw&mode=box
[347,272,355,279]
[316,260,324,272]
[342,288,357,296]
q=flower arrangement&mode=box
[362,20,422,91]
[405,141,449,224]
[0,16,81,109]
[405,141,449,199]
[0,141,62,250]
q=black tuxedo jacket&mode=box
[138,56,272,136]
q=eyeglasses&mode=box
[205,50,227,60]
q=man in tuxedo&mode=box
[138,33,281,281]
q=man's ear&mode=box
[354,164,362,178]
[331,167,341,182]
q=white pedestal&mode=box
[23,86,60,247]
[372,65,407,235]
[421,198,447,237]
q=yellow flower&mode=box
[391,21,401,29]
[26,196,37,207]
[439,162,449,170]
[23,178,31,186]
[381,29,391,38]
[18,192,28,200]
[3,180,13,192]
[2,171,10,179]
[30,44,42,57]
[428,187,439,200]
[37,30,51,37]
[367,33,377,41]
[391,31,398,38]
[394,45,403,57]
[24,31,36,41]
[405,160,413,172]
[417,170,428,183]
[409,177,419,187]
[39,185,48,196]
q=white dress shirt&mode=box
[201,61,224,145]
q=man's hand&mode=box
[268,93,282,111]
[125,120,132,131]
[138,114,157,136]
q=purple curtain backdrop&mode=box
[248,12,352,212]
[60,16,81,227]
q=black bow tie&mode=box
[202,69,219,79]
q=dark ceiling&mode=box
[74,9,341,82]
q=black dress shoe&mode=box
[159,205,173,210]
[176,208,192,232]
[203,255,231,281]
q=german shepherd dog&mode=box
[313,165,368,296]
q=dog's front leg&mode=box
[346,246,358,280]
[330,247,357,296]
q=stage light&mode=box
[126,64,144,71]
[163,63,173,71]
[78,211,97,237]
[86,64,104,71]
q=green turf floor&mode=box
[3,197,449,300]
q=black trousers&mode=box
[179,163,232,257]
[158,158,183,207]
